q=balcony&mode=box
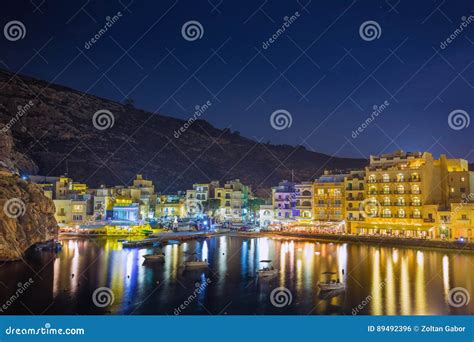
[423,218,435,222]
[410,202,422,207]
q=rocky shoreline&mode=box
[0,174,58,261]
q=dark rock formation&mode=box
[0,69,367,195]
[0,174,58,261]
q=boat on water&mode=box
[117,239,127,242]
[183,257,209,269]
[143,253,165,262]
[167,240,180,245]
[317,272,345,291]
[258,260,278,277]
[35,241,62,252]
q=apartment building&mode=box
[272,180,296,222]
[350,151,473,239]
[294,182,313,220]
[344,170,366,224]
[313,172,347,222]
[215,179,249,222]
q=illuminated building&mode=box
[53,199,88,224]
[272,180,296,222]
[215,179,250,222]
[344,170,366,224]
[294,182,313,220]
[312,172,347,222]
[156,194,186,219]
[112,197,139,222]
[258,204,274,228]
[349,151,473,239]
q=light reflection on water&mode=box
[0,236,472,315]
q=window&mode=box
[398,209,405,218]
[396,173,404,182]
[368,175,376,183]
[382,174,390,182]
[461,177,465,182]
[317,189,324,195]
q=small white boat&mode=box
[318,271,345,291]
[184,258,209,269]
[317,281,345,291]
[258,260,278,277]
[143,253,165,262]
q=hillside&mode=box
[0,69,367,196]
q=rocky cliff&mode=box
[0,124,57,261]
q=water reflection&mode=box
[0,236,472,315]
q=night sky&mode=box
[1,0,473,161]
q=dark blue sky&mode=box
[2,0,473,161]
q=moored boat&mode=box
[318,271,345,291]
[258,260,278,277]
[143,253,165,262]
